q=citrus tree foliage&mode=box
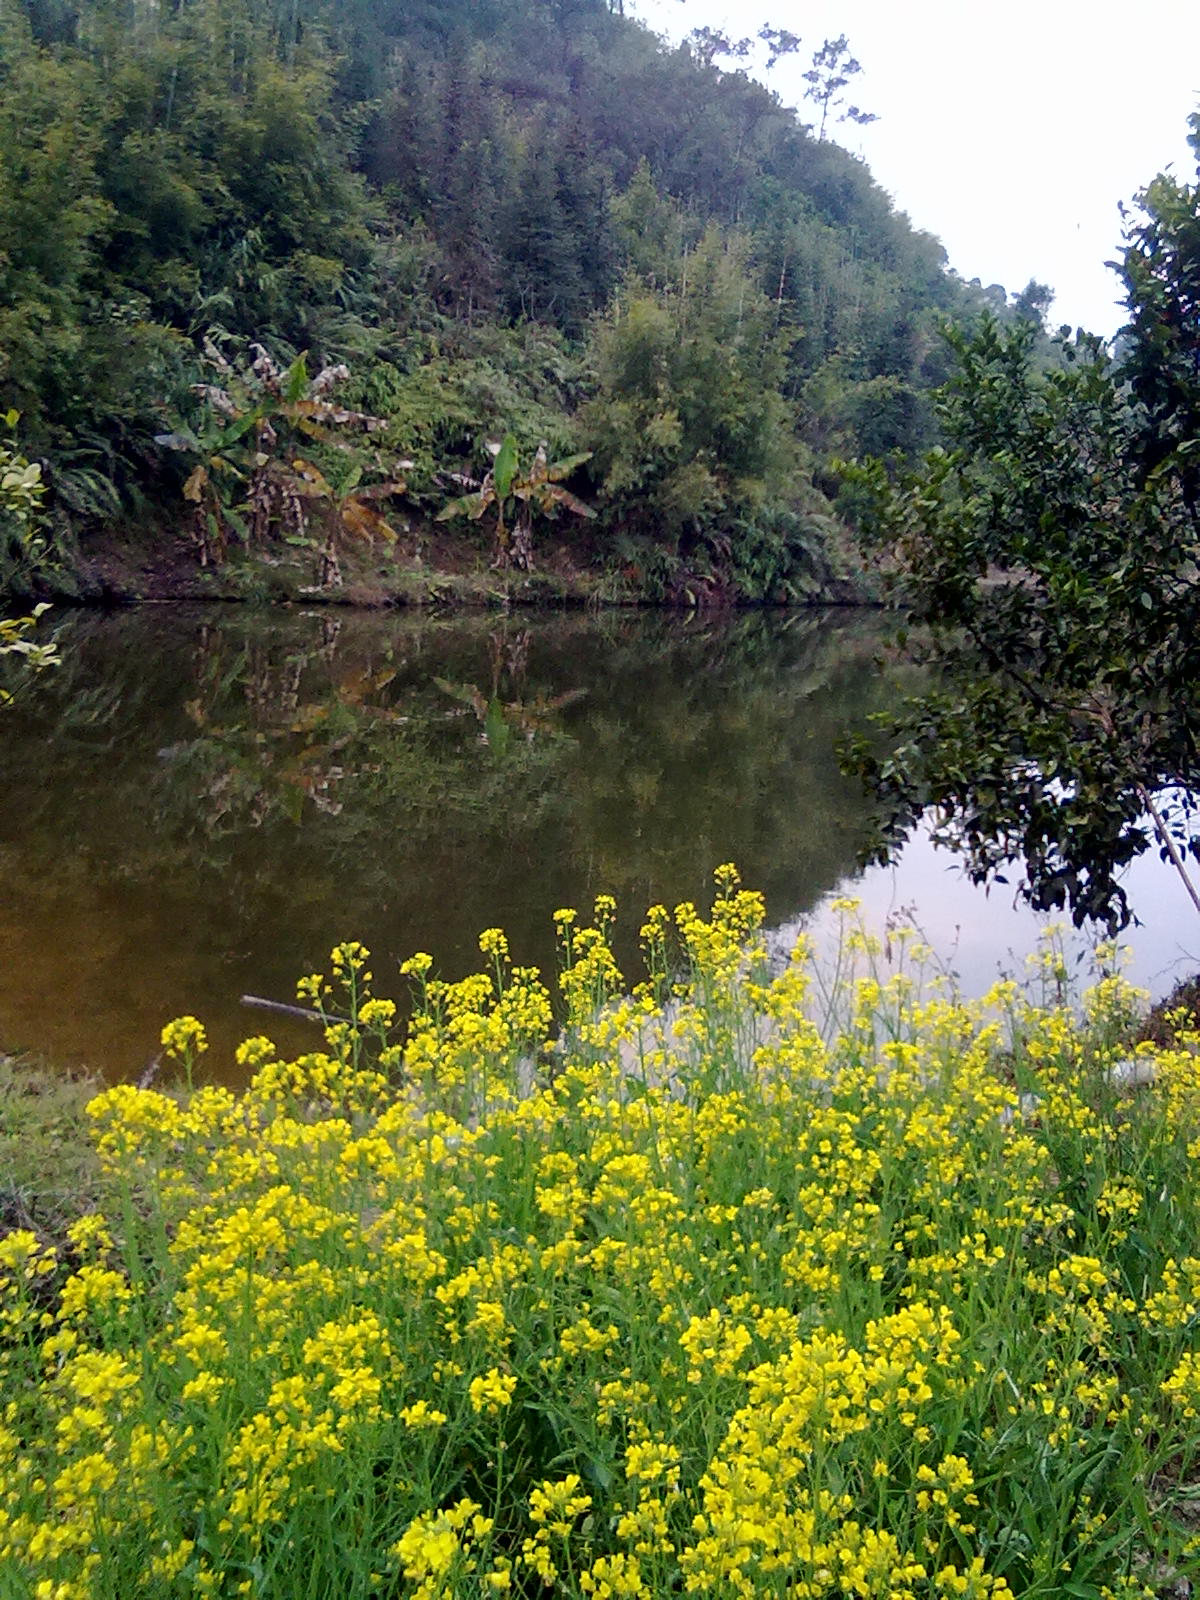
[0,414,58,698]
[0,409,53,592]
[0,604,59,705]
[841,118,1200,930]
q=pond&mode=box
[1,605,1195,1081]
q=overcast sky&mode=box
[630,0,1200,337]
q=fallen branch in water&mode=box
[240,994,324,1024]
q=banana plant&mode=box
[287,456,410,587]
[433,675,586,760]
[157,343,410,579]
[437,434,594,570]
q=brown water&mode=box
[0,605,909,1080]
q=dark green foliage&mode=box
[0,0,1010,598]
[344,321,585,501]
[0,412,53,594]
[840,119,1200,930]
[581,227,798,569]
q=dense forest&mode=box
[0,0,1044,601]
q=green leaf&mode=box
[544,450,593,481]
[217,411,263,448]
[493,435,519,505]
[544,485,596,519]
[437,494,487,523]
[284,353,310,405]
[484,697,511,757]
[280,782,305,825]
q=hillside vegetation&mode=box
[0,0,1036,601]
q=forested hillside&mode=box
[0,0,1037,600]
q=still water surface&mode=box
[1,606,1195,1080]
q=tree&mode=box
[839,117,1200,932]
[686,27,751,69]
[581,226,793,548]
[0,412,58,698]
[0,0,996,600]
[757,25,801,72]
[1011,278,1054,328]
[0,15,112,434]
[803,36,877,142]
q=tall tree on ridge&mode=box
[804,35,877,142]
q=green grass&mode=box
[0,1053,101,1242]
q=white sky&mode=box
[630,0,1200,337]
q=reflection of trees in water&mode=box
[0,606,915,960]
[0,605,921,1073]
[557,616,907,912]
[4,607,909,888]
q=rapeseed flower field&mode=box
[4,868,1200,1598]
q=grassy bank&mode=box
[0,1055,100,1241]
[50,515,878,611]
[4,876,1200,1598]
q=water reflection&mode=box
[0,605,908,1077]
[794,823,1200,1005]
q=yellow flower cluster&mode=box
[1,879,1197,1598]
[160,1014,208,1061]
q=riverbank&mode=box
[39,515,879,610]
[5,883,1200,1596]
